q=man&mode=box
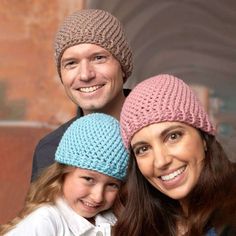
[31,9,133,181]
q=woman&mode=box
[115,74,236,236]
[0,113,129,236]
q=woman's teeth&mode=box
[160,166,186,181]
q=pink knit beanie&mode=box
[120,74,216,149]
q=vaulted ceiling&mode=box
[87,0,236,139]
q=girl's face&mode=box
[131,122,206,204]
[63,167,121,218]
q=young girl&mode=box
[0,113,129,236]
[115,74,236,236]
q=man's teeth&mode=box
[160,166,186,181]
[79,85,101,93]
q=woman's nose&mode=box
[153,147,172,169]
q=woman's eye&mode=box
[167,132,182,142]
[133,145,149,156]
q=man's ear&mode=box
[122,71,125,78]
[203,139,207,152]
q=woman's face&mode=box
[131,122,206,203]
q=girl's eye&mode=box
[108,183,120,190]
[82,176,94,183]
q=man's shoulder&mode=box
[124,88,131,97]
[31,116,79,181]
[37,116,78,148]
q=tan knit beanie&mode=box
[54,9,133,81]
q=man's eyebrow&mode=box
[61,57,77,64]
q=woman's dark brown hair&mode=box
[114,133,236,236]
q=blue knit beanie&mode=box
[55,113,129,180]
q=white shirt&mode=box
[5,198,117,236]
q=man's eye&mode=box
[63,61,76,69]
[93,55,107,62]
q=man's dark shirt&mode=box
[31,89,131,181]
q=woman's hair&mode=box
[114,132,236,236]
[0,163,74,234]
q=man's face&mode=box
[60,43,125,115]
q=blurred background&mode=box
[0,0,235,224]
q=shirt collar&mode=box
[55,197,116,235]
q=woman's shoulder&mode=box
[220,225,236,236]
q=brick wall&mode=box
[0,0,84,224]
[0,0,84,125]
[0,122,54,224]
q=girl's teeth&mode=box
[79,85,101,93]
[161,166,185,181]
[83,201,97,208]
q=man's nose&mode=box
[78,60,95,81]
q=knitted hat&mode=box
[54,9,133,81]
[120,74,216,149]
[55,113,129,180]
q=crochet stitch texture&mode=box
[120,74,215,149]
[54,9,133,80]
[55,113,129,180]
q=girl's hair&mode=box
[0,163,126,235]
[0,163,72,234]
[114,132,236,236]
[1,114,129,235]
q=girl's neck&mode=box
[87,217,95,225]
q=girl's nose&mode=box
[91,186,104,204]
